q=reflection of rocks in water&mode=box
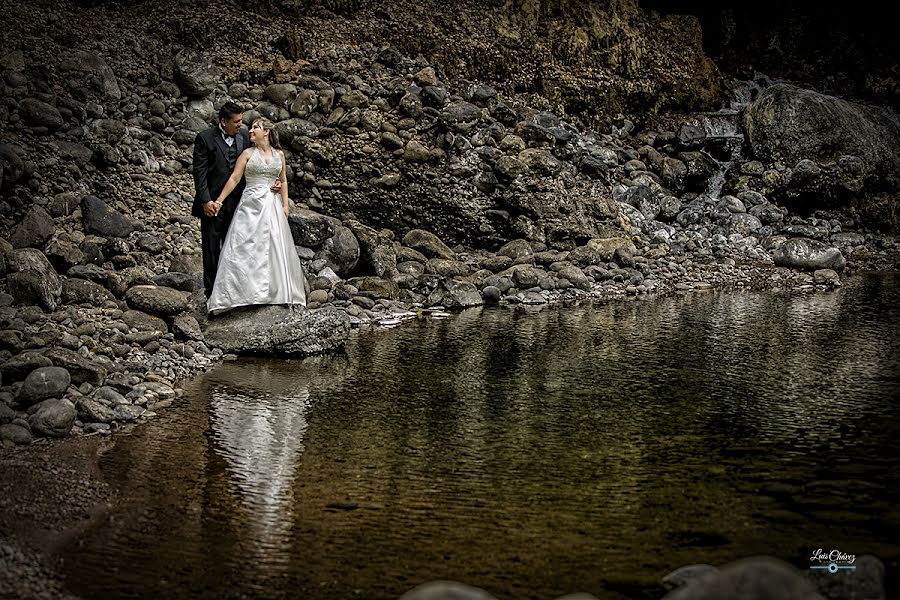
[208,378,310,570]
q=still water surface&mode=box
[63,274,900,599]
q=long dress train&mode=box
[207,149,307,314]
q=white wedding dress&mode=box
[207,148,307,314]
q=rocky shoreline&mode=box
[1,0,899,597]
[3,28,898,446]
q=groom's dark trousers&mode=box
[192,125,250,297]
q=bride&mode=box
[207,117,307,315]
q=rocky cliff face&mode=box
[240,0,726,130]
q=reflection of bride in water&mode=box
[207,362,312,570]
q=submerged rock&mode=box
[662,556,823,599]
[203,306,350,355]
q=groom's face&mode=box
[220,113,243,136]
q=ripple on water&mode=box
[62,273,900,599]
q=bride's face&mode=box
[249,122,269,143]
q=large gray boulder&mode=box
[28,398,77,438]
[314,225,360,275]
[10,205,55,249]
[18,98,64,131]
[744,83,900,192]
[204,306,350,355]
[16,366,71,406]
[772,238,846,272]
[287,208,335,248]
[81,195,134,238]
[125,285,189,316]
[59,50,121,100]
[174,48,220,98]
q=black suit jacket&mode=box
[191,125,251,218]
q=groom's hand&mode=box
[203,201,218,217]
[271,180,282,193]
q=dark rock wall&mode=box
[643,0,899,111]
[233,0,725,129]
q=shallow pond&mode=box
[62,273,900,599]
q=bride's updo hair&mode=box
[253,117,281,149]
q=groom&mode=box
[192,101,250,297]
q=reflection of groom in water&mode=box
[192,102,282,298]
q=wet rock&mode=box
[678,150,718,191]
[113,404,144,422]
[75,397,115,424]
[505,264,543,288]
[0,352,53,383]
[662,556,822,600]
[49,140,92,165]
[481,255,513,272]
[350,276,400,300]
[0,143,25,190]
[121,310,167,333]
[0,423,32,445]
[427,279,482,308]
[749,203,784,225]
[172,314,203,341]
[676,123,706,149]
[204,306,350,355]
[482,285,501,302]
[43,347,107,386]
[519,148,563,176]
[557,264,590,290]
[0,403,14,425]
[425,258,469,277]
[45,236,85,271]
[168,254,203,274]
[345,219,397,277]
[127,382,175,403]
[497,239,534,260]
[16,366,71,406]
[661,564,719,591]
[287,208,335,248]
[94,386,128,406]
[806,554,885,600]
[28,398,76,438]
[813,269,841,286]
[568,238,634,266]
[399,580,498,600]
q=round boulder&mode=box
[125,285,189,316]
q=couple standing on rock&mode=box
[192,101,307,315]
